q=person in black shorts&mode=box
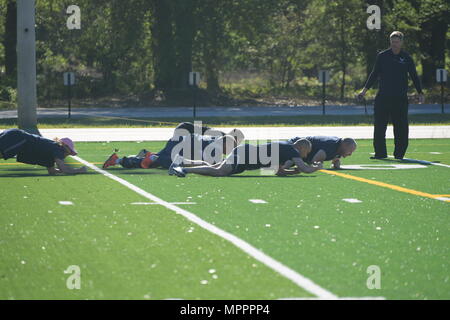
[168,139,322,177]
[358,31,424,160]
[0,128,87,175]
[102,122,244,169]
[103,134,236,170]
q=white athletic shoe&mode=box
[168,163,186,177]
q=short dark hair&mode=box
[390,31,404,40]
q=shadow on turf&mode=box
[106,168,167,175]
[374,158,435,165]
[229,175,317,178]
[0,167,99,178]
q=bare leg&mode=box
[183,162,233,176]
[182,158,213,167]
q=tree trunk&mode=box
[340,10,346,100]
[205,52,220,93]
[363,0,386,78]
[420,19,448,87]
[151,0,177,92]
[203,16,221,93]
[4,0,17,85]
[173,0,194,90]
[341,62,346,100]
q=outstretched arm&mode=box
[276,163,300,176]
[53,158,87,175]
[292,157,323,173]
[277,155,324,175]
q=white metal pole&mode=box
[17,0,39,134]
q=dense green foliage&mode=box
[0,0,449,105]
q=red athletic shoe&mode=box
[141,152,158,169]
[102,153,119,169]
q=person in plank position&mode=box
[168,139,322,177]
[102,122,244,170]
[288,136,357,169]
[0,128,87,175]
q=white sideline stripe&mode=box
[436,197,450,202]
[131,202,197,205]
[249,199,268,204]
[342,198,362,203]
[72,155,337,299]
[59,201,74,205]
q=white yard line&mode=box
[72,155,338,299]
[249,199,268,204]
[131,202,197,205]
[342,199,362,203]
[387,156,450,168]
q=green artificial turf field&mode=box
[0,138,449,300]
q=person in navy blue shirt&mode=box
[0,128,87,175]
[288,136,357,169]
[102,133,236,170]
[102,122,244,169]
[358,31,424,160]
[169,139,322,177]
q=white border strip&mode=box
[131,202,197,205]
[39,126,450,142]
[73,155,337,299]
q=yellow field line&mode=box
[320,170,450,203]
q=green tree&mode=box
[416,0,449,86]
[3,0,15,85]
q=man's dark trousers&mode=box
[373,95,409,159]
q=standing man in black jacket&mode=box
[358,31,424,160]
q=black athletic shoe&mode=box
[370,156,387,159]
